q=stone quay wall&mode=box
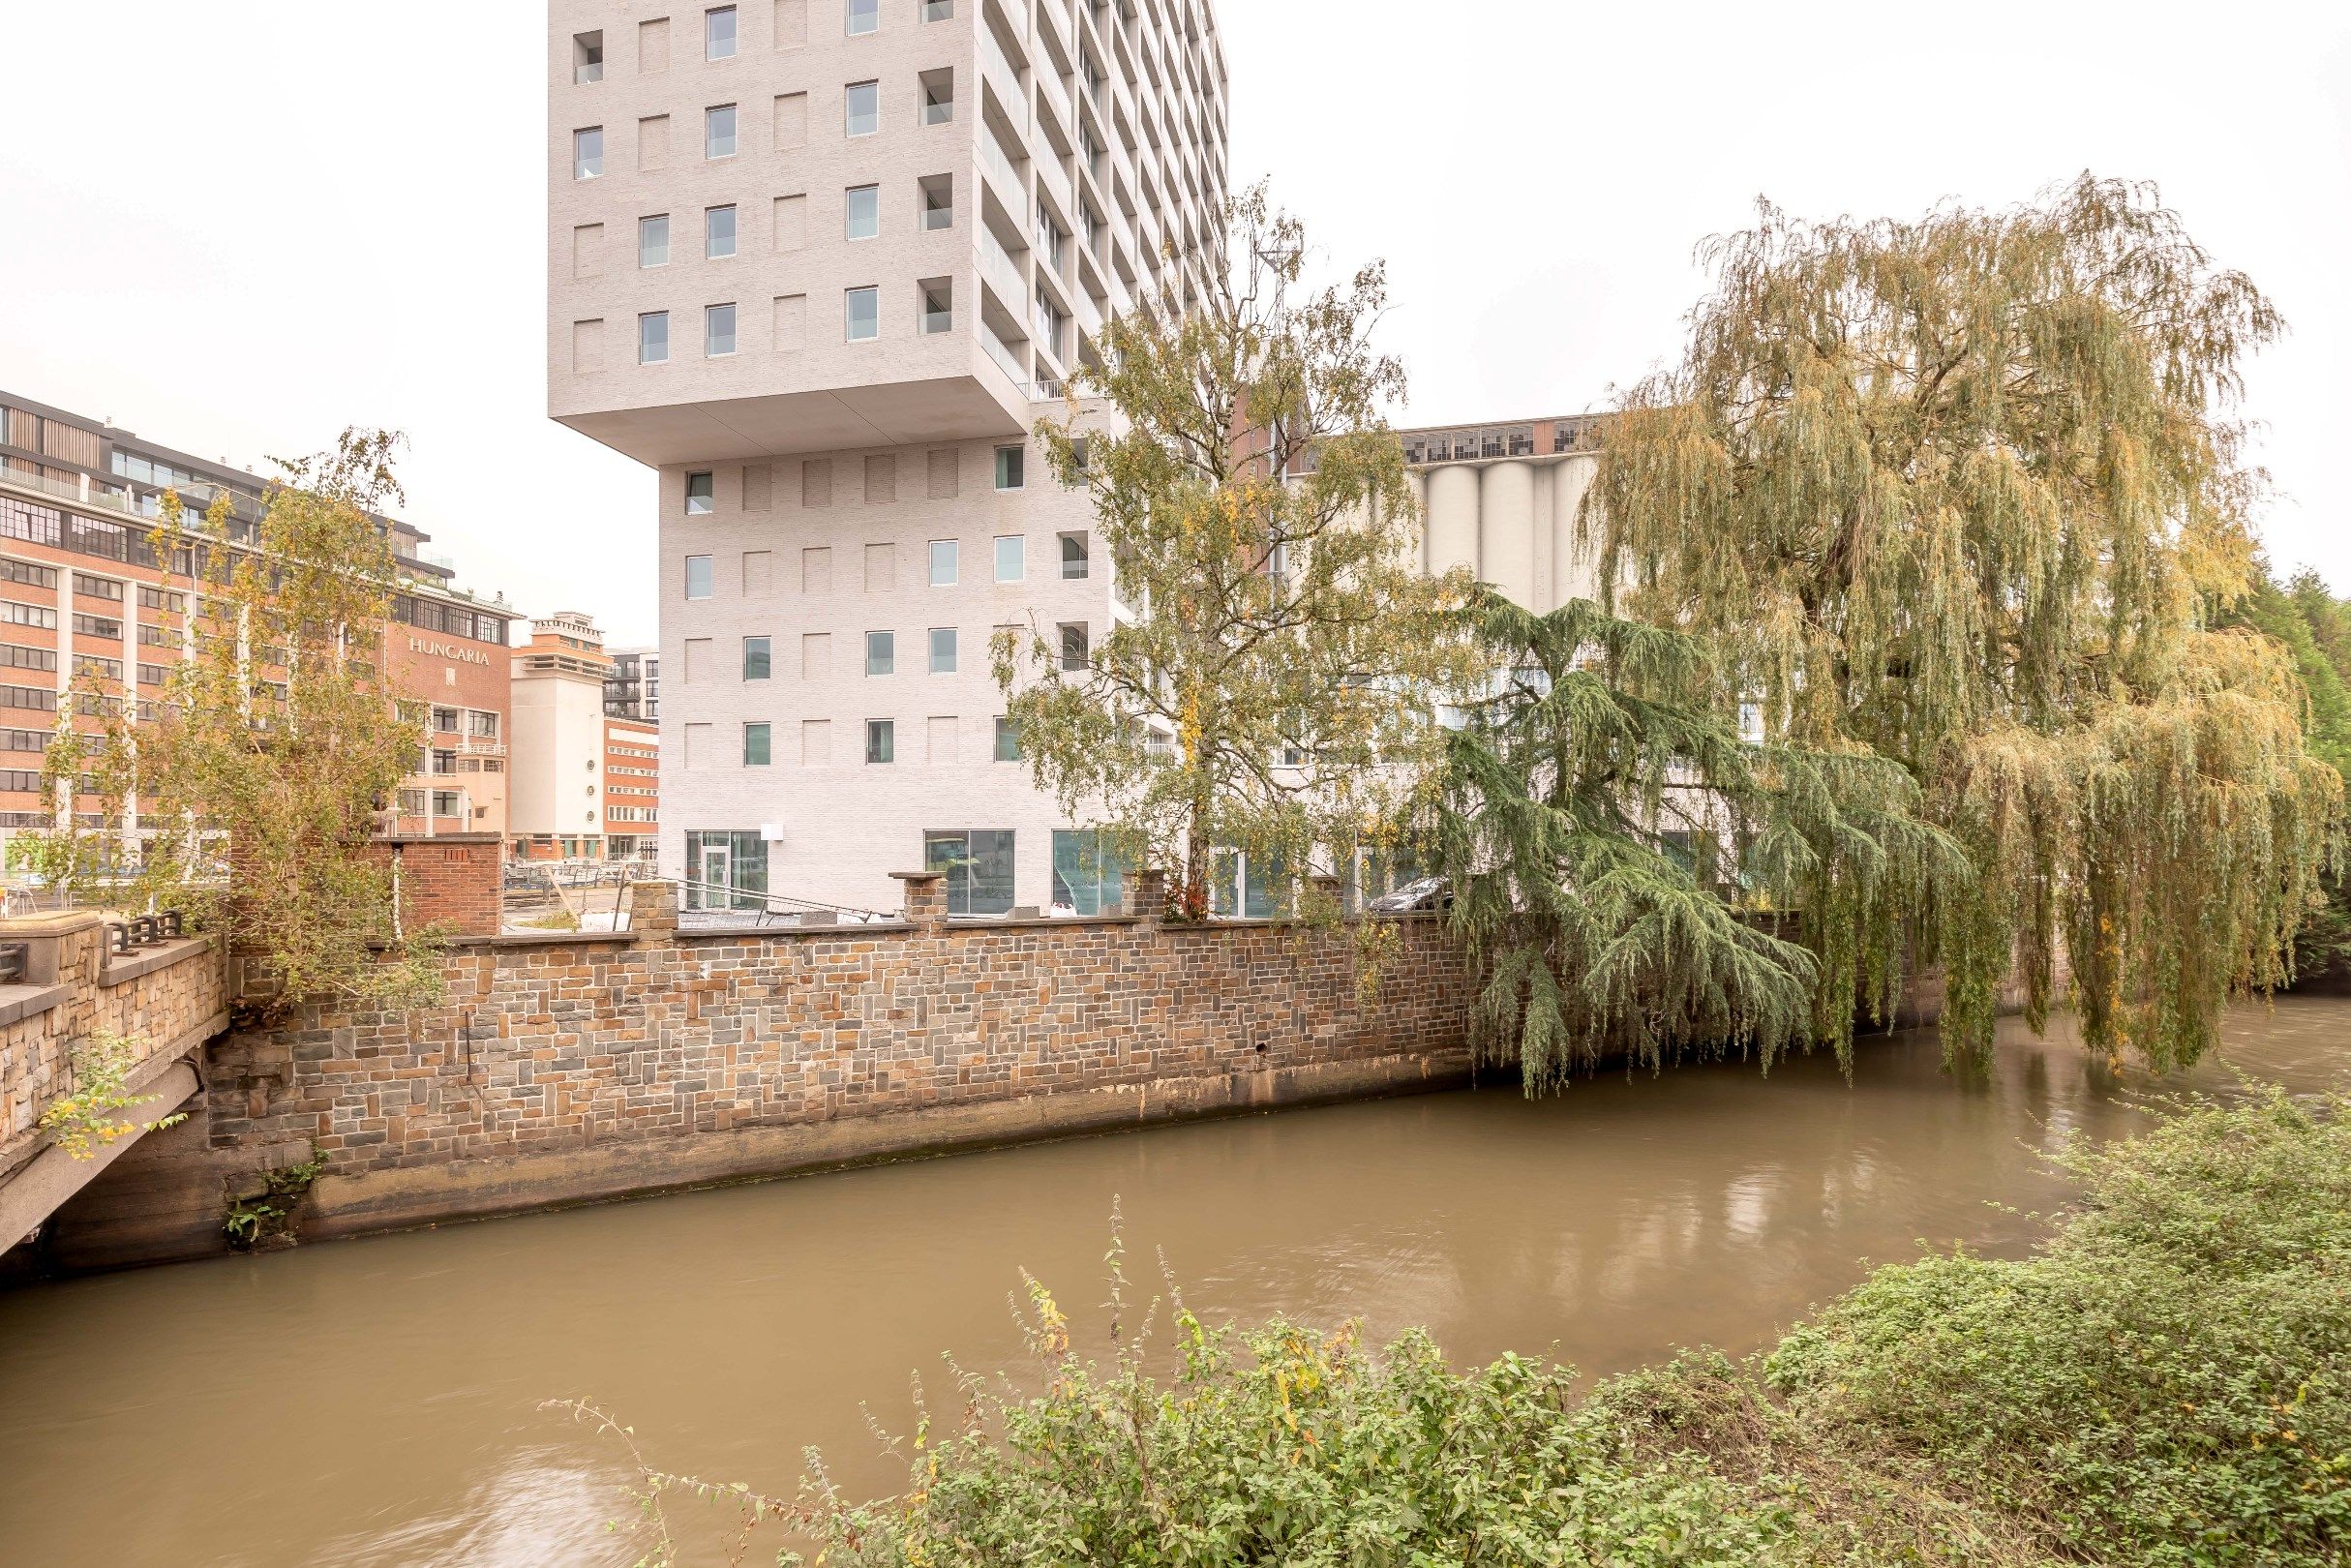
[190,869,1473,1245]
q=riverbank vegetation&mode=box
[588,1090,2349,1565]
[1010,174,2344,1083]
[1578,174,2341,1075]
[2226,567,2351,979]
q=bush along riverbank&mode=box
[587,1090,2351,1565]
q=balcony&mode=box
[0,466,137,515]
[978,319,1029,385]
[979,33,1026,126]
[979,224,1026,310]
[978,124,1027,218]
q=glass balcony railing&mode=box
[978,320,1028,385]
[979,225,1026,308]
[920,309,954,336]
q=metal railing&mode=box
[673,877,899,927]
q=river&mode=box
[1,999,2345,1565]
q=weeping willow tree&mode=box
[1428,592,1966,1087]
[998,184,1479,920]
[1589,174,2341,1070]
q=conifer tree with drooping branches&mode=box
[1424,589,1969,1089]
[1583,174,2342,1070]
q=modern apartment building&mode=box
[603,646,661,719]
[0,390,518,859]
[548,0,1229,914]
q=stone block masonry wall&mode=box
[198,870,1473,1242]
[0,914,226,1147]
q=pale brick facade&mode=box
[548,0,1228,916]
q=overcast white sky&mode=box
[2,2,2344,646]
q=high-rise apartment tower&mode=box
[549,0,1228,914]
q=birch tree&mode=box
[996,185,1480,919]
[55,429,444,1019]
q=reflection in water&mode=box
[0,999,2343,1567]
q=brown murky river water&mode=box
[2,1000,2346,1565]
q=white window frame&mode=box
[845,184,880,240]
[846,286,879,342]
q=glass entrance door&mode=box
[695,841,731,911]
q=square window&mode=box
[574,126,603,178]
[705,103,737,158]
[925,829,1014,915]
[685,470,714,514]
[846,184,879,240]
[743,722,771,766]
[994,534,1024,582]
[705,5,738,59]
[848,0,880,36]
[706,302,737,356]
[846,79,879,136]
[928,539,957,586]
[639,213,670,267]
[1061,531,1090,579]
[684,555,714,599]
[1050,829,1128,916]
[929,626,957,674]
[1059,621,1088,671]
[743,636,771,679]
[994,444,1025,490]
[865,718,894,764]
[994,716,1019,761]
[846,286,879,341]
[706,204,737,257]
[639,310,670,363]
[573,31,605,82]
[865,630,894,676]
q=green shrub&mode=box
[1759,1088,2351,1564]
[577,1092,2351,1566]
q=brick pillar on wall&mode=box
[1128,868,1168,927]
[364,834,502,940]
[889,870,948,934]
[627,880,678,941]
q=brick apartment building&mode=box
[0,389,518,859]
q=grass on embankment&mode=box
[612,1089,2351,1565]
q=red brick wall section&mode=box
[362,835,502,940]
